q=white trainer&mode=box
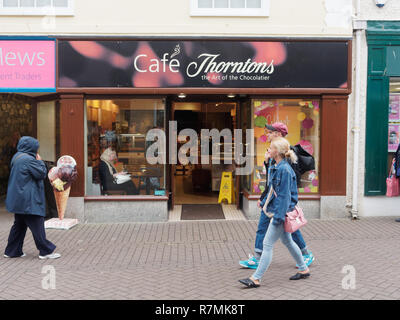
[39,253,61,260]
[4,253,26,258]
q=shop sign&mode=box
[58,40,349,89]
[0,39,56,92]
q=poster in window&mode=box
[389,95,400,122]
[388,124,400,152]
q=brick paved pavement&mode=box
[0,207,400,300]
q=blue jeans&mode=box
[252,220,307,280]
[255,211,306,256]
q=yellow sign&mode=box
[218,172,234,204]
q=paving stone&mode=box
[1,209,400,300]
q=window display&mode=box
[250,98,320,195]
[388,79,400,174]
[0,94,34,196]
[389,79,400,152]
[86,98,165,196]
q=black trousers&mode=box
[4,214,56,257]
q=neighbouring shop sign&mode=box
[0,40,56,92]
[58,40,349,89]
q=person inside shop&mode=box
[129,121,138,134]
[99,147,139,195]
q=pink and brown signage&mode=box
[0,39,56,92]
[58,40,349,89]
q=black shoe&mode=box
[290,272,310,280]
[239,278,260,288]
[4,253,26,258]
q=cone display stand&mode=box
[45,187,79,230]
[54,187,70,219]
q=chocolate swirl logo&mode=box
[170,44,181,59]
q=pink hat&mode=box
[265,122,288,137]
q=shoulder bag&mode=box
[263,186,307,232]
[386,158,399,197]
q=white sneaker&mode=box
[39,253,61,260]
[4,253,26,258]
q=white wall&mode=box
[0,0,353,37]
[359,0,400,21]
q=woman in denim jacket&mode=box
[239,137,310,288]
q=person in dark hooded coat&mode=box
[3,136,61,260]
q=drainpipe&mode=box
[351,0,364,219]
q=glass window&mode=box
[53,0,68,7]
[0,0,73,15]
[215,0,229,8]
[250,98,320,195]
[86,99,166,197]
[246,0,261,8]
[3,0,18,7]
[0,94,34,197]
[37,101,59,163]
[231,0,246,8]
[191,0,269,16]
[37,0,52,6]
[198,0,212,8]
[20,0,35,7]
[388,78,400,171]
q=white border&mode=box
[0,0,74,16]
[190,0,269,17]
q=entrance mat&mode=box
[181,204,225,220]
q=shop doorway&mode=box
[171,99,238,213]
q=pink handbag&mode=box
[386,159,400,197]
[284,205,308,233]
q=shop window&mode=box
[247,98,320,195]
[388,78,400,170]
[0,94,34,196]
[190,0,269,16]
[0,0,74,15]
[86,99,166,197]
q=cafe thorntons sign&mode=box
[58,40,349,89]
[0,39,56,92]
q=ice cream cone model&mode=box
[54,187,71,220]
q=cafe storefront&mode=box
[54,38,351,223]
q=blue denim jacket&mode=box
[260,159,298,226]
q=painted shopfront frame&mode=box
[55,38,350,200]
[366,21,400,195]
